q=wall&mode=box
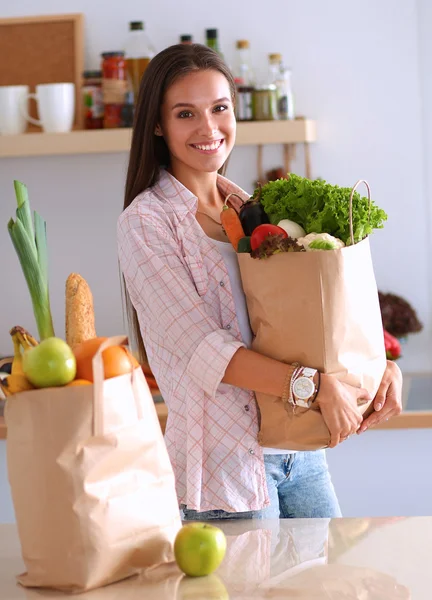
[1,0,431,521]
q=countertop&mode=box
[1,516,431,598]
[1,371,431,440]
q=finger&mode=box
[358,407,394,432]
[350,423,361,436]
[373,384,387,412]
[328,431,341,448]
[357,387,372,402]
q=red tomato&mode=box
[250,224,288,250]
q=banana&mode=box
[9,326,39,376]
[0,327,39,396]
[10,332,24,376]
[1,374,35,395]
[10,325,39,350]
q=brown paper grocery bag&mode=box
[5,336,181,593]
[237,181,387,450]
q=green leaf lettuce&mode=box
[257,174,388,244]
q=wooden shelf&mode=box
[3,403,432,441]
[0,119,316,159]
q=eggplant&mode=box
[239,186,270,236]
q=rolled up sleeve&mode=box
[117,210,244,398]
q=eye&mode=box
[213,104,229,113]
[178,110,193,119]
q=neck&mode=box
[168,162,221,208]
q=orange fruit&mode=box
[73,337,139,382]
[66,379,92,386]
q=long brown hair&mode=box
[122,43,236,363]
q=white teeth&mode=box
[193,140,222,151]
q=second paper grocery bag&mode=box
[5,336,181,593]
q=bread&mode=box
[65,273,97,348]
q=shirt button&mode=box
[225,324,231,330]
[249,449,255,455]
[244,405,250,412]
[220,281,225,287]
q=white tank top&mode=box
[212,239,295,455]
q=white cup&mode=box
[21,83,75,133]
[0,85,29,135]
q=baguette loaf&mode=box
[65,273,97,348]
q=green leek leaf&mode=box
[8,181,55,340]
[14,180,37,256]
[34,210,48,287]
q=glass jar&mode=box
[82,70,103,129]
[253,85,278,121]
[101,51,127,128]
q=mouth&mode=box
[190,139,224,154]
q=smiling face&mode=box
[158,69,236,177]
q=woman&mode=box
[117,44,402,520]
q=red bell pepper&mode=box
[383,329,401,360]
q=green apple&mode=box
[23,337,76,388]
[174,523,227,578]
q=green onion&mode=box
[8,181,55,341]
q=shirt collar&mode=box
[155,169,250,219]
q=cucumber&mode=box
[237,236,252,253]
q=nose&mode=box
[198,111,219,138]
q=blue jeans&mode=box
[181,450,342,520]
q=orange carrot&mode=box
[220,204,245,250]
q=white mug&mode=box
[0,85,29,135]
[21,83,75,133]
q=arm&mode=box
[223,347,295,397]
[118,208,248,398]
[224,347,372,448]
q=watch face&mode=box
[293,376,315,400]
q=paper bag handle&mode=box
[92,335,142,436]
[349,179,371,246]
[224,192,246,210]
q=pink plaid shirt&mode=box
[117,169,269,512]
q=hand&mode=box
[357,360,403,433]
[316,374,372,448]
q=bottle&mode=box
[234,40,254,86]
[268,53,283,87]
[206,29,223,56]
[233,40,255,121]
[279,66,295,120]
[180,34,193,45]
[267,53,295,120]
[124,21,155,99]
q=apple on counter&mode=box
[174,523,227,577]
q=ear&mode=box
[154,124,163,136]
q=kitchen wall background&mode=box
[0,0,430,372]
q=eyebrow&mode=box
[171,97,231,110]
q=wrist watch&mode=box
[291,366,318,408]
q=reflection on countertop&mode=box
[1,515,431,599]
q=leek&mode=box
[8,181,55,340]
